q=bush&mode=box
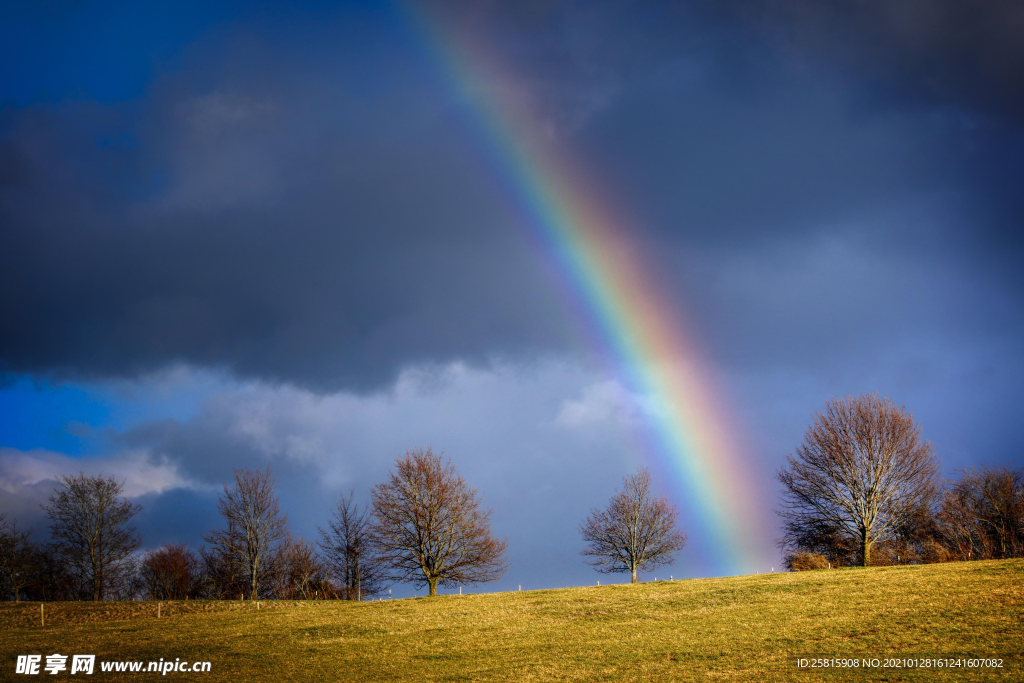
[786,552,830,571]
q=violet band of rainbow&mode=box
[404,3,768,576]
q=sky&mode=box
[1,0,1022,594]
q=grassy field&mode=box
[2,560,1020,682]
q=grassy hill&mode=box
[2,560,1020,682]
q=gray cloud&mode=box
[0,445,201,541]
[0,51,572,389]
[719,0,1024,123]
[1,2,1021,395]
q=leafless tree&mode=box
[319,491,386,600]
[777,394,940,567]
[28,543,80,601]
[268,533,330,599]
[371,448,508,596]
[879,497,946,565]
[936,480,985,560]
[204,467,287,600]
[198,527,246,600]
[140,543,202,600]
[579,468,686,583]
[0,515,38,601]
[938,466,1024,560]
[41,473,142,601]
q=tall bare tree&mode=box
[319,491,386,600]
[41,473,142,601]
[204,467,287,600]
[0,515,38,601]
[580,468,686,583]
[371,448,508,596]
[777,394,940,567]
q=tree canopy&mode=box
[777,394,940,567]
[371,448,508,596]
[580,468,686,583]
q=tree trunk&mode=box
[631,567,638,584]
[428,578,438,597]
[862,532,871,567]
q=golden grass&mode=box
[2,559,1020,682]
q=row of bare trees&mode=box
[0,448,512,601]
[0,474,144,602]
[2,447,691,602]
[16,394,1008,597]
[193,448,512,600]
[778,394,1024,569]
[133,535,328,601]
[0,477,309,603]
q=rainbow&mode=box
[406,6,769,575]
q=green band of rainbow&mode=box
[405,4,768,576]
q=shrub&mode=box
[786,552,830,571]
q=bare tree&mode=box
[777,394,940,567]
[41,473,142,601]
[268,533,329,599]
[968,466,1024,559]
[29,543,80,601]
[880,497,945,565]
[140,543,202,600]
[371,448,508,596]
[938,466,1024,560]
[198,525,246,600]
[0,515,38,601]
[580,468,686,583]
[204,467,287,600]
[319,491,386,600]
[936,480,984,561]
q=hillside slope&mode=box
[3,560,1021,682]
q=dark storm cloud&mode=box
[493,0,1024,257]
[1,0,1021,392]
[132,487,222,550]
[709,0,1024,261]
[0,31,572,390]
[719,0,1024,123]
